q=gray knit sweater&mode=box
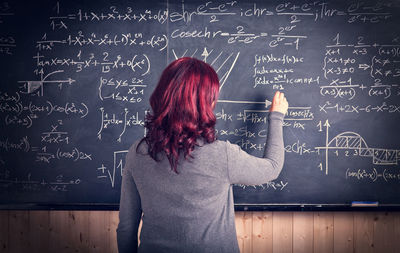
[117,111,285,253]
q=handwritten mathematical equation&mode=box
[236,180,289,191]
[97,108,146,142]
[47,1,394,29]
[0,100,88,128]
[36,32,167,51]
[0,172,81,192]
[33,146,92,163]
[33,52,151,74]
[96,150,126,188]
[171,25,305,48]
[319,101,400,114]
[49,6,168,31]
[0,100,88,117]
[99,77,146,104]
[217,107,314,123]
[346,168,400,182]
[322,34,400,102]
[319,79,400,100]
[0,136,29,152]
[40,123,69,145]
[252,53,319,89]
[254,73,320,89]
[323,54,400,78]
[169,1,394,24]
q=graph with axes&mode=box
[315,120,400,175]
[18,70,75,96]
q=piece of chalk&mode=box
[265,99,271,108]
[351,201,379,207]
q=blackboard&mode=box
[1,0,400,210]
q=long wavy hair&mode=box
[142,57,220,173]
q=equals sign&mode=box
[260,33,268,37]
[68,14,76,19]
[220,33,230,36]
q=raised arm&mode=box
[227,91,288,185]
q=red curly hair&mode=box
[142,57,220,173]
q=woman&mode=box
[117,57,288,253]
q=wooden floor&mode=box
[0,211,399,253]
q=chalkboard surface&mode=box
[1,0,400,209]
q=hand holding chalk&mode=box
[269,91,288,115]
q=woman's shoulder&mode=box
[126,138,148,157]
[206,139,243,156]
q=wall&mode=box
[1,211,399,253]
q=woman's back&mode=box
[131,139,238,253]
[120,110,284,252]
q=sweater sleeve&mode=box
[117,145,142,253]
[227,111,285,185]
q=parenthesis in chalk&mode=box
[345,168,349,179]
[150,35,155,48]
[64,102,69,115]
[81,102,89,118]
[333,87,340,99]
[4,138,9,152]
[56,148,60,160]
[349,88,356,100]
[383,168,388,182]
[142,54,150,76]
[47,100,54,115]
[74,148,79,162]
[26,115,33,128]
[17,102,23,115]
[372,168,377,182]
[384,88,391,99]
[15,91,20,103]
[323,56,327,79]
[160,34,168,51]
[319,87,325,97]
